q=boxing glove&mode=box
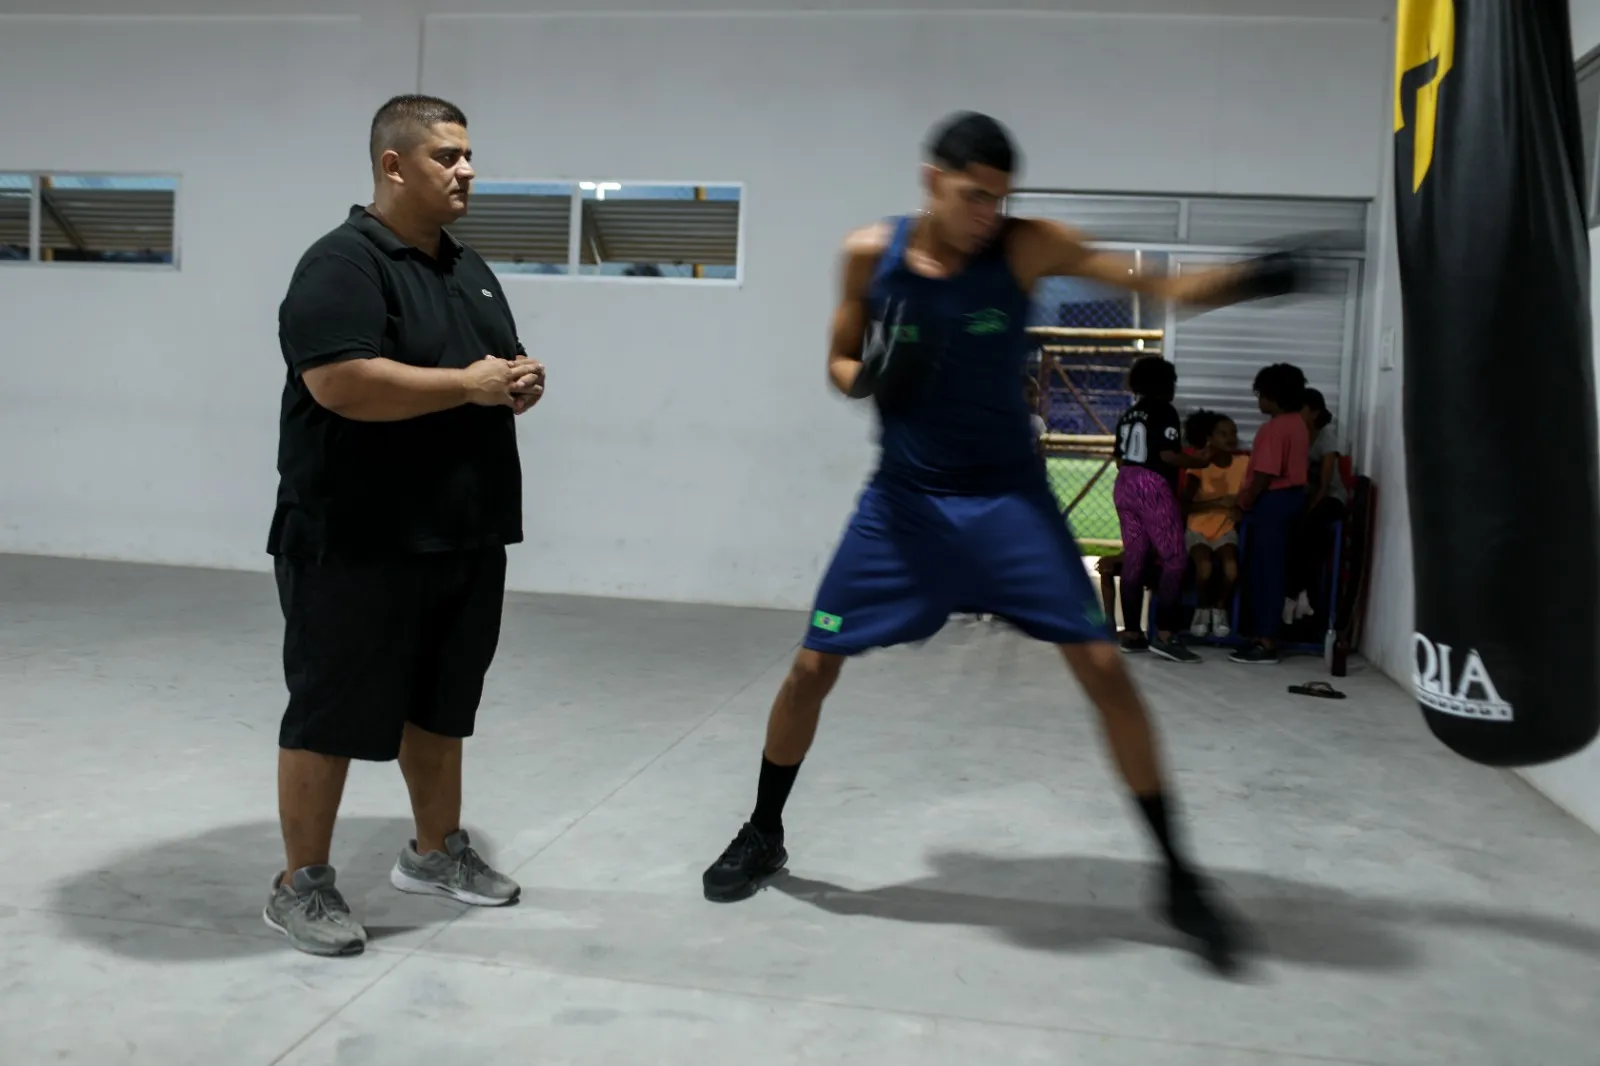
[848,297,938,410]
[1233,249,1302,301]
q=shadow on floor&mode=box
[54,826,1600,977]
[773,851,1600,977]
[50,817,506,961]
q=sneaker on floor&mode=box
[1163,870,1247,976]
[703,822,787,903]
[1119,634,1150,654]
[1229,643,1280,665]
[1210,608,1232,639]
[1150,637,1202,664]
[263,865,368,957]
[390,829,521,907]
[1189,612,1211,639]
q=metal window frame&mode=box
[480,178,746,287]
[1007,189,1370,251]
[0,173,41,266]
[0,169,181,272]
[28,174,40,263]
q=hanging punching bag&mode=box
[1394,0,1600,767]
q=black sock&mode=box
[1134,792,1194,882]
[751,757,801,835]
[1119,578,1146,640]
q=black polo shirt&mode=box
[268,205,524,561]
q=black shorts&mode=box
[275,547,507,761]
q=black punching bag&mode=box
[1394,0,1600,767]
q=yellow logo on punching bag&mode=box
[1394,0,1456,191]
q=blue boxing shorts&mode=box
[803,479,1113,655]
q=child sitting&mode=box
[1180,411,1246,639]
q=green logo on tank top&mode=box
[965,308,1009,335]
[893,324,920,343]
[812,610,843,633]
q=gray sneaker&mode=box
[389,829,520,907]
[262,865,368,957]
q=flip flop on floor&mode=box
[1289,681,1346,700]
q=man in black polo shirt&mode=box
[265,95,544,957]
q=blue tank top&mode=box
[867,215,1041,495]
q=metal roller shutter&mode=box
[1183,197,1369,251]
[38,187,175,256]
[1009,192,1368,250]
[448,192,571,264]
[578,199,739,266]
[1164,253,1361,446]
[1008,193,1183,244]
[0,180,28,256]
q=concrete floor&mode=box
[2,554,1598,1066]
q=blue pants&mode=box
[1245,486,1305,641]
[803,480,1112,655]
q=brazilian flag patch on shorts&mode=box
[812,610,843,634]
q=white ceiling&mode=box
[0,0,1392,20]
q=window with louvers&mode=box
[1008,191,1369,448]
[452,181,742,281]
[0,174,178,266]
[446,181,573,274]
[579,186,739,279]
[0,174,28,260]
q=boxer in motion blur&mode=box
[701,111,1308,974]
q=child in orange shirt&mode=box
[1180,411,1246,638]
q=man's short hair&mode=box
[369,94,468,168]
[925,111,1018,175]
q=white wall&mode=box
[0,16,372,566]
[0,2,1389,610]
[1574,1,1600,63]
[1355,4,1600,833]
[1351,18,1412,690]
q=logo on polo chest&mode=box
[964,308,1009,335]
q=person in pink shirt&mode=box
[1230,363,1310,665]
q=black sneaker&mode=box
[1229,643,1280,665]
[1150,637,1202,664]
[1120,634,1150,654]
[702,822,787,903]
[1163,870,1245,975]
